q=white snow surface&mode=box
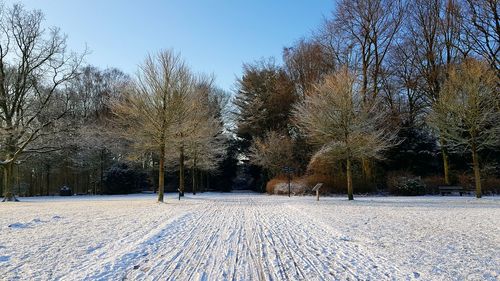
[0,193,499,280]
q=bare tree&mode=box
[462,0,500,77]
[283,39,335,97]
[162,74,222,196]
[249,131,295,177]
[429,59,499,198]
[402,0,469,185]
[388,41,428,127]
[111,50,193,202]
[319,0,404,182]
[186,126,227,194]
[0,4,84,201]
[182,80,228,194]
[293,68,398,200]
[66,66,130,194]
[327,0,404,102]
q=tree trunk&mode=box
[29,169,33,197]
[361,158,372,183]
[440,137,451,185]
[2,162,17,202]
[151,153,157,193]
[442,148,451,185]
[46,163,50,196]
[191,156,197,195]
[361,45,369,103]
[179,145,185,196]
[206,173,209,192]
[74,171,78,195]
[16,164,20,196]
[157,145,165,202]
[471,145,482,198]
[200,171,204,193]
[100,149,105,195]
[346,157,354,200]
[192,165,197,195]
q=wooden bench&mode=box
[438,186,472,196]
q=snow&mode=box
[0,193,499,280]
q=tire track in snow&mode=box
[2,195,498,280]
[252,200,352,280]
[269,208,357,279]
[243,199,270,280]
[129,198,250,280]
[283,203,403,280]
[259,211,332,280]
[252,198,305,280]
[147,201,219,280]
[84,195,406,280]
[131,197,274,280]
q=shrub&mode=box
[457,173,473,190]
[304,173,377,194]
[387,171,426,196]
[422,175,446,194]
[483,177,500,195]
[459,172,500,195]
[303,174,339,194]
[266,177,308,195]
[266,178,281,194]
[103,163,151,194]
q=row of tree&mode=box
[0,4,233,202]
[1,1,498,201]
[235,0,499,199]
[111,51,229,202]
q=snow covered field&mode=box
[0,193,499,281]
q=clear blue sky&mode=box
[7,1,334,91]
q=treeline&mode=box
[1,1,499,201]
[234,0,500,199]
[0,4,237,201]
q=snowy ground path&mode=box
[0,193,499,280]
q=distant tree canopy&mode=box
[0,4,235,201]
[103,163,151,194]
[293,69,399,200]
[233,59,297,142]
[0,4,84,201]
[429,59,500,198]
[2,1,499,201]
[110,50,230,202]
[233,0,500,198]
